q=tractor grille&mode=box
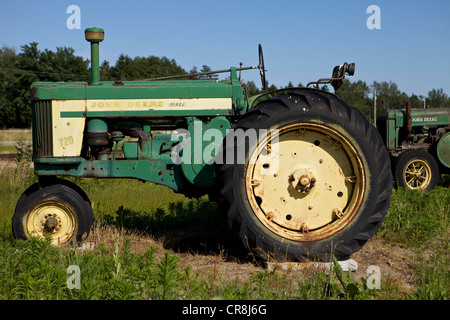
[32,100,53,157]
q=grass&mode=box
[0,163,36,239]
[409,248,449,300]
[0,162,448,300]
[378,187,449,248]
[0,129,32,142]
[0,129,32,154]
[0,236,398,300]
[0,145,16,153]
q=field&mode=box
[0,129,32,154]
[0,129,448,301]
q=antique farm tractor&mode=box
[377,102,449,191]
[12,28,392,261]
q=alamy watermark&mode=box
[170,122,280,174]
[66,5,81,30]
[66,265,81,290]
[367,5,381,30]
[366,265,381,289]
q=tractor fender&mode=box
[247,87,339,111]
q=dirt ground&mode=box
[86,224,420,294]
[350,237,419,292]
[179,236,420,293]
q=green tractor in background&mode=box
[12,28,392,261]
[377,102,449,191]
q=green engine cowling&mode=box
[31,76,244,191]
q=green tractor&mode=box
[12,28,392,261]
[377,102,449,191]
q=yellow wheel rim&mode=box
[246,123,365,241]
[403,159,432,190]
[26,202,76,246]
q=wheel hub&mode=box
[290,169,316,193]
[404,159,431,189]
[43,215,59,232]
[26,202,75,245]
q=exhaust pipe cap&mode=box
[85,27,104,43]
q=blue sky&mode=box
[1,0,449,97]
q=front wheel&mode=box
[394,149,439,191]
[12,181,93,246]
[220,91,392,261]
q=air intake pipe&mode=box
[85,27,104,84]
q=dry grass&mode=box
[0,129,31,142]
[85,222,166,256]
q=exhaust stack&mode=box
[85,27,104,84]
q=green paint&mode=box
[180,117,231,187]
[32,80,237,101]
[34,158,183,191]
[87,118,107,132]
[437,132,450,168]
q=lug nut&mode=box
[299,175,310,186]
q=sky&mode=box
[1,0,449,97]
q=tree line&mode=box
[0,43,448,128]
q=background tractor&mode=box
[377,102,449,191]
[12,28,392,261]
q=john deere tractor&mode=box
[377,102,449,191]
[12,28,392,261]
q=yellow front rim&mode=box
[26,202,76,246]
[403,159,432,190]
[246,123,365,241]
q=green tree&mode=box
[371,81,408,110]
[0,46,20,127]
[244,80,260,96]
[39,47,89,82]
[1,43,41,127]
[110,54,140,80]
[188,65,217,80]
[99,60,112,80]
[427,88,448,108]
[199,65,218,80]
[336,79,372,118]
[409,93,425,109]
[0,43,91,127]
[268,83,278,91]
[189,66,200,79]
[109,54,187,80]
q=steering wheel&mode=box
[258,44,267,91]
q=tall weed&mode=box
[409,248,449,300]
[378,187,449,247]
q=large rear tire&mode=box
[219,91,392,261]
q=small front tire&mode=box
[394,149,439,191]
[12,181,93,246]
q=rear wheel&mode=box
[220,91,392,261]
[394,149,439,191]
[12,180,93,246]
